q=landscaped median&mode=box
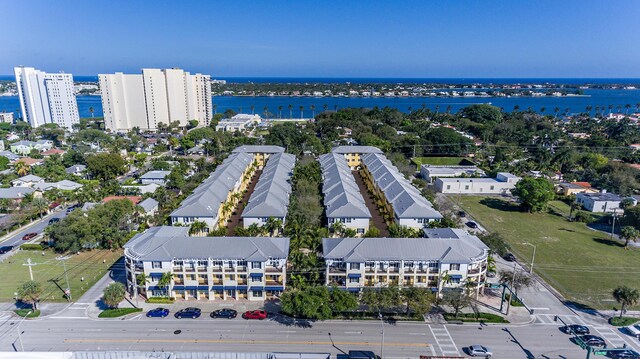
[609,316,639,327]
[98,308,142,318]
[14,309,40,318]
[444,312,509,324]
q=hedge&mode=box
[444,312,509,323]
[98,308,143,318]
[146,297,175,304]
[20,244,44,251]
[609,316,639,327]
[14,309,40,318]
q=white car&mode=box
[468,345,493,358]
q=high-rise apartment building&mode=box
[99,68,212,132]
[14,66,80,130]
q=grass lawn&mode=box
[455,196,639,310]
[411,156,469,166]
[0,249,122,303]
[609,316,639,326]
[14,309,40,318]
[98,308,142,318]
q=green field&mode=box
[411,157,469,166]
[0,249,122,303]
[455,196,638,310]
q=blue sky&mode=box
[2,0,639,77]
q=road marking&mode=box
[344,331,362,334]
[278,330,297,333]
[65,338,431,347]
[129,314,142,320]
[408,332,426,335]
[535,314,586,326]
[84,329,101,332]
[593,326,634,349]
[50,316,89,319]
[529,307,550,311]
[214,330,231,332]
[428,325,459,356]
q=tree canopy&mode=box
[511,177,555,212]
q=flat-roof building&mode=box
[435,172,521,195]
[420,164,485,183]
[576,191,624,213]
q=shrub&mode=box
[14,309,40,318]
[574,211,595,224]
[98,308,142,318]
[20,244,44,251]
[609,316,638,327]
[146,297,175,304]
[443,312,509,323]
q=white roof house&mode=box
[319,153,371,234]
[241,153,296,227]
[0,187,36,199]
[215,114,262,132]
[139,170,171,185]
[420,164,485,183]
[34,180,83,191]
[576,191,624,213]
[138,198,159,216]
[435,172,521,195]
[11,174,44,187]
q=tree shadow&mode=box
[479,198,520,212]
[564,301,600,317]
[592,237,624,248]
[559,228,576,233]
[269,313,314,328]
[94,298,110,311]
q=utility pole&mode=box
[506,261,517,316]
[23,258,37,281]
[57,256,72,302]
[17,309,32,351]
[379,313,385,359]
[522,242,537,274]
[610,208,617,241]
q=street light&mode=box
[521,242,536,274]
[17,309,32,351]
[56,256,72,301]
[379,313,384,359]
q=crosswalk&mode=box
[593,326,633,349]
[535,314,587,325]
[428,325,459,356]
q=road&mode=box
[0,313,635,358]
[0,207,70,250]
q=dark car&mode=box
[242,310,268,320]
[458,211,467,218]
[0,245,14,254]
[561,324,590,335]
[175,307,201,319]
[48,218,60,225]
[611,351,640,359]
[22,233,37,241]
[146,307,169,318]
[577,335,605,347]
[211,308,237,319]
[503,253,517,262]
[466,221,478,229]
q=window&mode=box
[251,262,262,269]
[446,185,451,190]
[253,290,263,297]
[464,185,469,190]
[151,261,162,269]
[251,276,261,283]
[357,228,365,234]
[349,277,359,284]
[450,264,461,271]
[350,263,360,270]
[428,262,439,269]
[490,185,495,190]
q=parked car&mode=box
[503,253,517,262]
[242,310,268,320]
[0,245,14,254]
[175,307,201,319]
[146,308,169,318]
[48,218,60,225]
[467,345,493,357]
[22,233,37,241]
[612,350,640,359]
[466,221,478,229]
[486,271,496,278]
[625,324,640,339]
[211,308,237,319]
[458,211,466,218]
[576,335,605,347]
[561,324,590,335]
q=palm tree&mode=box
[32,198,49,219]
[408,106,413,114]
[288,105,293,119]
[513,105,520,112]
[613,286,640,318]
[189,220,208,236]
[213,104,217,114]
[625,104,631,114]
[278,105,283,119]
[158,272,172,297]
[446,105,452,114]
[323,104,328,112]
[299,105,304,119]
[250,105,255,115]
[310,104,315,118]
[620,226,639,250]
[264,217,283,237]
[438,270,451,297]
[14,161,29,176]
[136,273,150,295]
[554,107,560,119]
[263,106,269,119]
[89,106,95,118]
[540,106,546,114]
[569,202,581,221]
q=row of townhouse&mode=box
[319,153,371,234]
[124,226,290,301]
[241,152,296,228]
[360,152,442,229]
[332,145,383,169]
[323,228,489,295]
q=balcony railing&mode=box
[266,280,283,286]
[174,280,184,285]
[237,266,247,272]
[468,268,480,275]
[265,267,282,273]
[197,280,207,285]
[172,267,183,272]
[329,267,347,273]
[211,266,223,272]
[196,266,207,271]
[184,267,196,272]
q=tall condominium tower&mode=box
[14,66,80,130]
[99,68,212,132]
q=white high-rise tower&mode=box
[14,66,80,130]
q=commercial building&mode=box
[435,172,521,195]
[332,145,384,169]
[0,112,13,123]
[241,153,296,228]
[576,191,624,213]
[124,226,289,301]
[557,182,597,196]
[99,68,212,132]
[139,170,171,185]
[215,114,262,132]
[322,228,489,295]
[232,145,285,168]
[360,152,442,229]
[14,66,80,129]
[319,153,371,234]
[420,164,485,183]
[170,152,256,230]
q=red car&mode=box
[22,233,37,241]
[242,310,267,320]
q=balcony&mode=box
[172,267,184,272]
[265,267,282,273]
[196,266,207,272]
[197,280,208,285]
[266,280,283,286]
[365,267,375,273]
[174,280,184,285]
[468,268,480,275]
[211,266,223,272]
[328,280,345,286]
[388,267,400,273]
[237,266,247,272]
[184,267,196,273]
[329,267,347,274]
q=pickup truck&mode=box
[625,324,640,339]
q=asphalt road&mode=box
[0,207,70,250]
[0,315,616,358]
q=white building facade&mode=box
[14,66,80,129]
[99,68,212,132]
[435,172,521,195]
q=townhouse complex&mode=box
[323,228,489,295]
[320,152,371,234]
[99,68,212,132]
[124,226,289,301]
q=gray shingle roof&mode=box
[140,170,171,180]
[319,153,371,219]
[0,187,35,199]
[331,145,383,154]
[323,229,488,264]
[138,198,159,213]
[0,151,19,160]
[65,164,86,174]
[241,153,295,219]
[361,153,442,220]
[232,145,285,154]
[170,152,254,218]
[15,174,43,182]
[124,226,290,261]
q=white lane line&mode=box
[344,331,362,334]
[408,332,426,335]
[529,307,550,311]
[278,330,297,333]
[50,316,89,319]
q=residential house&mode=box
[139,170,171,185]
[0,187,36,201]
[576,191,623,213]
[10,140,53,155]
[102,196,143,205]
[360,152,442,229]
[231,145,285,169]
[138,198,159,216]
[14,158,44,167]
[322,228,489,295]
[123,183,161,195]
[435,173,521,195]
[34,180,83,192]
[11,175,44,188]
[557,182,597,196]
[41,148,65,157]
[0,112,14,123]
[65,164,87,177]
[215,114,262,132]
[0,151,19,162]
[331,146,384,170]
[241,153,295,228]
[319,153,371,235]
[420,164,485,183]
[123,226,289,301]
